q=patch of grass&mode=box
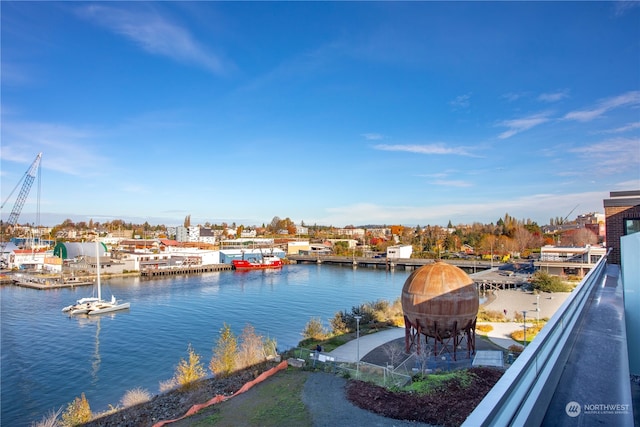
[184,368,311,427]
[121,387,152,407]
[298,333,350,353]
[405,370,477,395]
[30,407,62,427]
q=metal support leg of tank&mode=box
[452,321,458,361]
[404,316,413,353]
[433,322,438,357]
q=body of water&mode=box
[1,265,411,426]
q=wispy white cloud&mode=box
[598,121,640,134]
[614,179,640,189]
[496,112,551,139]
[318,191,609,226]
[373,143,475,156]
[240,41,345,92]
[569,136,640,174]
[501,92,528,102]
[563,91,640,122]
[430,179,473,188]
[362,133,385,140]
[450,93,471,110]
[614,0,640,17]
[78,5,227,74]
[1,121,108,176]
[538,89,569,102]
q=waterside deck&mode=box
[141,264,232,277]
[12,276,94,290]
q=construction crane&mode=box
[562,204,579,225]
[0,152,43,263]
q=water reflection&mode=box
[2,265,410,426]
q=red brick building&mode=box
[604,190,640,265]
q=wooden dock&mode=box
[12,276,94,290]
[141,264,232,277]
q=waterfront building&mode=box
[604,190,640,265]
[387,244,413,259]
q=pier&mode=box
[141,264,232,277]
[288,254,527,290]
[288,254,493,271]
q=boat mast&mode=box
[95,239,101,301]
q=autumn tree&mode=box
[237,324,265,369]
[210,323,238,378]
[562,228,598,247]
[174,344,206,390]
[60,393,92,426]
[268,216,281,233]
[332,241,350,256]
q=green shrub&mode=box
[210,323,238,378]
[175,344,206,389]
[476,324,494,333]
[302,317,328,341]
[60,393,92,426]
[406,370,476,395]
[477,308,507,322]
[508,344,524,354]
[511,324,544,343]
[531,271,572,292]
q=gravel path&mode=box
[302,372,434,427]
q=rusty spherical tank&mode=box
[401,261,479,339]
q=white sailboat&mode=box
[62,240,130,315]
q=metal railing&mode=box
[290,347,410,387]
[462,249,611,427]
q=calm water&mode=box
[1,264,410,426]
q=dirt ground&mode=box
[84,336,505,427]
[346,367,503,427]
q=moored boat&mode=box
[232,254,283,270]
[62,240,130,316]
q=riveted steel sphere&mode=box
[401,261,479,339]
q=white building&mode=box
[537,245,607,277]
[539,245,606,263]
[241,229,257,238]
[386,245,413,259]
[8,249,48,271]
[295,225,309,235]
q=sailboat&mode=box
[62,240,130,315]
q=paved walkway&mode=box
[329,327,405,363]
[328,323,530,364]
[482,322,529,349]
[327,290,571,363]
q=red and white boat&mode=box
[232,254,283,270]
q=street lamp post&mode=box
[536,294,540,323]
[522,311,527,346]
[354,315,362,376]
[490,241,494,269]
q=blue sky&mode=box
[2,1,639,228]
